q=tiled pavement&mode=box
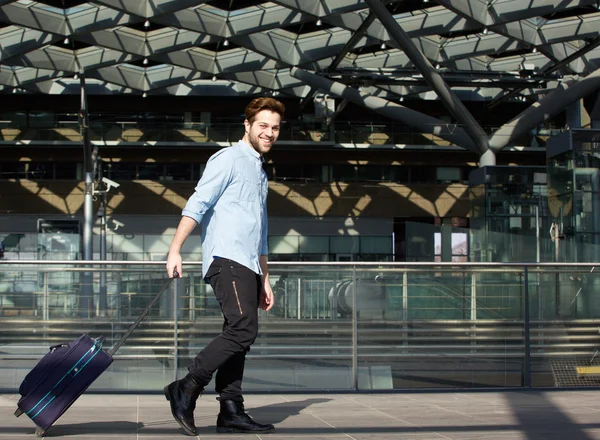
[2,390,600,439]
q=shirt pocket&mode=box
[238,176,262,202]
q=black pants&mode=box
[189,258,261,402]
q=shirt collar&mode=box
[239,140,264,163]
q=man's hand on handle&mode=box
[167,251,182,278]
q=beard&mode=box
[248,130,272,155]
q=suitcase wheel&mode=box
[35,427,46,438]
[14,408,23,418]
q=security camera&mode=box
[111,219,125,231]
[102,177,120,191]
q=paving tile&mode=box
[3,391,600,439]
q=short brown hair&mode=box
[244,97,285,124]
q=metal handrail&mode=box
[1,260,599,267]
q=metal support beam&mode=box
[328,98,349,124]
[488,37,600,109]
[364,0,491,159]
[327,13,376,73]
[98,160,107,318]
[489,68,600,150]
[300,12,377,112]
[592,91,600,129]
[80,70,95,317]
[479,149,496,167]
[298,89,318,112]
[290,67,478,150]
[566,100,583,129]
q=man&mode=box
[164,97,284,435]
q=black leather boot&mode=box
[216,399,274,434]
[164,374,203,436]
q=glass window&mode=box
[437,167,461,183]
[112,234,144,254]
[575,168,599,191]
[303,164,323,182]
[109,163,137,180]
[0,162,25,179]
[411,166,435,183]
[274,164,303,181]
[139,163,162,180]
[300,254,329,261]
[56,112,78,125]
[27,162,51,179]
[268,254,300,261]
[269,236,299,254]
[164,163,192,181]
[452,232,468,257]
[76,163,84,180]
[357,165,385,182]
[331,165,356,182]
[321,165,330,182]
[196,163,206,181]
[1,111,27,127]
[359,254,392,262]
[434,232,468,262]
[28,112,56,128]
[360,236,392,254]
[390,165,409,182]
[462,166,477,183]
[299,236,329,254]
[55,162,78,179]
[331,236,359,254]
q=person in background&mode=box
[164,97,285,435]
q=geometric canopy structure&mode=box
[2,0,600,163]
[0,0,599,100]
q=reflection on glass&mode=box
[1,262,599,391]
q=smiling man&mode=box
[164,97,285,435]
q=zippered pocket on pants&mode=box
[231,280,243,315]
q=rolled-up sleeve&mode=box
[260,200,268,256]
[182,151,233,223]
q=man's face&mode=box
[244,109,281,155]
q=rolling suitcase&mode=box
[14,271,178,437]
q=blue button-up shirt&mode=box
[182,141,269,279]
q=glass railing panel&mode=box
[0,263,177,392]
[475,269,524,320]
[244,264,353,391]
[473,268,526,388]
[171,264,355,391]
[353,266,403,391]
[355,265,526,389]
[2,261,600,392]
[527,265,600,387]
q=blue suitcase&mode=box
[14,273,177,437]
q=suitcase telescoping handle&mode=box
[107,270,179,357]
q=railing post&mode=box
[402,271,408,346]
[470,272,477,320]
[523,266,532,388]
[115,270,121,321]
[470,272,478,352]
[351,264,358,391]
[310,280,314,319]
[297,278,302,320]
[284,279,288,319]
[43,271,49,321]
[189,273,195,321]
